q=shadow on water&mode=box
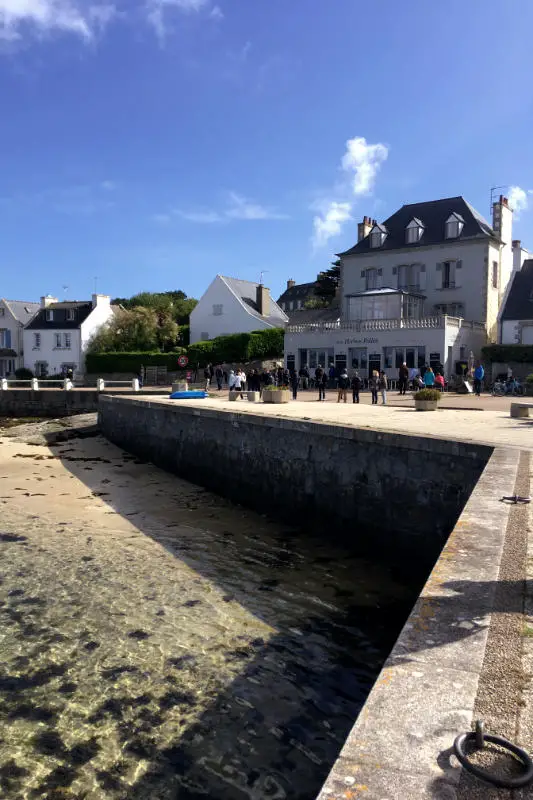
[0,425,439,799]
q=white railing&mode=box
[286,316,486,334]
[0,377,140,392]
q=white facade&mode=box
[0,299,39,376]
[190,275,288,344]
[23,295,113,377]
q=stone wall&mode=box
[98,396,491,570]
[0,388,169,418]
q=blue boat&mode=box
[169,391,209,400]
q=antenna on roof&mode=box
[259,270,269,285]
[62,285,69,299]
[490,185,508,213]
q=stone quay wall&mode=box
[98,395,491,569]
[0,388,171,418]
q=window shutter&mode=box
[5,330,11,348]
[419,268,427,290]
[435,262,443,290]
[377,269,383,276]
[392,266,397,275]
[361,270,366,278]
[455,259,462,287]
[420,264,426,272]
[456,260,462,269]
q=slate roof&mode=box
[501,260,533,321]
[2,300,39,324]
[339,196,496,256]
[286,307,340,325]
[220,276,288,326]
[277,281,318,305]
[25,302,94,330]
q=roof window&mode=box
[406,218,424,244]
[445,213,464,239]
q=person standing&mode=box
[398,362,409,395]
[290,370,300,400]
[424,366,435,388]
[233,370,243,398]
[299,364,310,390]
[215,365,223,390]
[378,371,388,405]
[473,362,485,396]
[434,372,445,392]
[328,363,336,389]
[351,371,362,404]
[315,365,326,401]
[369,370,379,405]
[337,369,349,403]
[204,363,212,390]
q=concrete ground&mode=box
[136,392,533,451]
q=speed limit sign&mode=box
[177,355,189,368]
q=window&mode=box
[33,333,41,349]
[397,263,425,291]
[200,332,209,340]
[34,361,48,377]
[46,310,54,321]
[55,333,62,348]
[0,308,4,316]
[212,304,223,316]
[440,261,456,289]
[66,309,76,321]
[417,347,426,368]
[445,213,464,239]
[492,261,498,289]
[406,218,424,244]
[370,225,386,248]
[365,268,379,290]
[64,333,71,349]
[402,295,424,319]
[0,329,8,348]
[383,347,393,369]
[435,303,464,317]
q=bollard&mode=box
[97,378,105,392]
[132,378,140,392]
[0,378,7,391]
[31,378,39,391]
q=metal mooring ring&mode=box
[453,732,533,789]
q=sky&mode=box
[1,0,533,304]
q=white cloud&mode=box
[311,135,388,248]
[146,0,220,41]
[508,185,533,219]
[225,192,287,221]
[209,3,222,19]
[312,201,352,250]
[176,209,223,223]
[0,0,116,42]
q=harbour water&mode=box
[0,419,420,799]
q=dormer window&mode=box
[46,310,54,321]
[406,218,424,244]
[67,309,76,321]
[445,213,464,239]
[370,224,387,248]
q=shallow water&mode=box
[0,428,418,800]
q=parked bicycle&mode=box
[491,378,524,396]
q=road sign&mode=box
[177,355,189,367]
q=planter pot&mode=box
[172,381,188,393]
[247,391,260,402]
[229,391,239,401]
[415,400,439,411]
[262,389,291,404]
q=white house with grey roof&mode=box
[285,195,519,379]
[23,294,114,378]
[0,298,39,377]
[189,275,288,344]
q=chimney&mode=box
[492,194,513,241]
[287,279,296,290]
[256,284,270,316]
[40,295,58,309]
[92,294,111,308]
[357,215,373,242]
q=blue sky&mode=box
[1,0,533,303]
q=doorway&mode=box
[368,353,381,377]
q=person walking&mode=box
[233,370,244,398]
[315,365,326,401]
[204,363,212,390]
[473,362,485,396]
[424,366,435,388]
[337,369,349,403]
[378,371,388,405]
[290,370,300,400]
[369,370,379,405]
[299,364,310,390]
[351,371,362,404]
[398,362,409,395]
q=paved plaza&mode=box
[143,391,533,451]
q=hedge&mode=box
[86,350,186,374]
[187,328,284,366]
[481,345,533,364]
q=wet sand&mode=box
[0,418,417,800]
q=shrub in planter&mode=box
[414,388,441,411]
[14,367,33,380]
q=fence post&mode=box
[0,378,7,391]
[132,378,140,392]
[31,378,39,391]
[97,378,105,392]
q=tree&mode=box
[314,260,341,304]
[112,290,198,325]
[88,307,178,353]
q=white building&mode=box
[0,299,39,377]
[23,294,114,377]
[189,275,288,344]
[285,195,517,378]
[499,258,533,344]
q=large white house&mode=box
[23,294,114,377]
[189,275,288,344]
[0,299,39,377]
[499,257,533,344]
[285,195,519,378]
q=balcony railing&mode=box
[286,316,486,334]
